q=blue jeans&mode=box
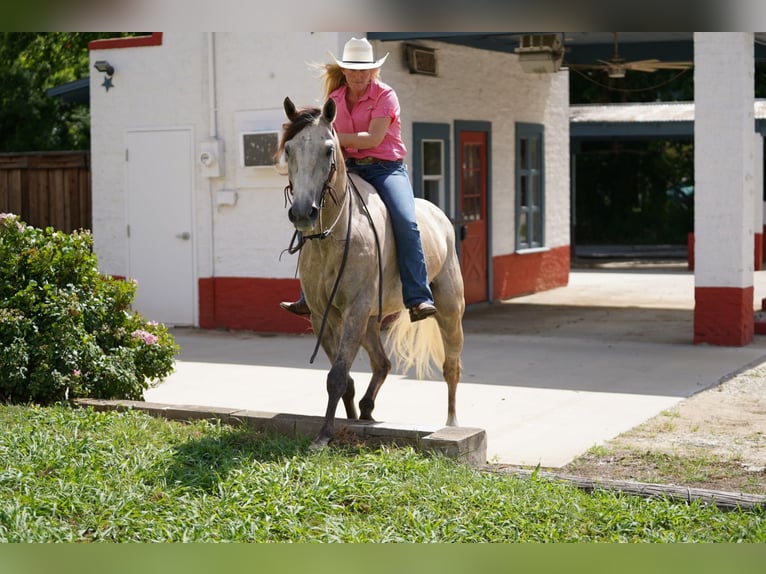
[348,160,434,308]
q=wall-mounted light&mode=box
[93,60,114,76]
[93,60,115,91]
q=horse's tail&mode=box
[385,311,444,380]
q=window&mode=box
[516,123,544,249]
[421,139,444,206]
[412,123,451,216]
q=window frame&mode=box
[515,122,545,250]
[412,123,452,218]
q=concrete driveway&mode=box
[145,264,766,467]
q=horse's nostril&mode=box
[310,206,319,220]
[287,208,296,223]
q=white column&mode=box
[693,32,755,345]
[755,134,764,270]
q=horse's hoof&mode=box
[310,436,331,450]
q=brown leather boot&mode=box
[409,302,437,322]
[280,300,311,316]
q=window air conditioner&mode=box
[241,131,280,167]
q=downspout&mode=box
[208,32,218,139]
[207,31,218,327]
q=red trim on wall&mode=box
[492,245,570,301]
[197,249,570,333]
[694,285,754,346]
[755,232,763,271]
[198,277,312,334]
[89,33,163,51]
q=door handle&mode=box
[176,232,191,240]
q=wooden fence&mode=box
[0,151,91,233]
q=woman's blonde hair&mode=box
[314,62,381,100]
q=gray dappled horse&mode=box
[279,97,465,448]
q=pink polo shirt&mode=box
[329,79,408,162]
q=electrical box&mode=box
[215,189,238,207]
[199,139,224,178]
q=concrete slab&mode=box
[145,267,766,468]
[75,398,488,466]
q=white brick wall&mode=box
[92,33,570,285]
[380,40,570,256]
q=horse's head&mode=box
[281,97,339,232]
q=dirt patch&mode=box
[559,362,766,494]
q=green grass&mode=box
[0,404,764,542]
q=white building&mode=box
[89,32,764,347]
[89,32,571,333]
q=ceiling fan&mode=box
[566,33,693,79]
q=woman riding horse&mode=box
[281,37,437,323]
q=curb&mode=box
[73,398,487,466]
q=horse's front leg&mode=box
[313,321,366,449]
[312,360,353,449]
[342,375,358,420]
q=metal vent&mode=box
[241,131,279,167]
[405,44,437,76]
[514,34,564,73]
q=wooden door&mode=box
[459,131,488,304]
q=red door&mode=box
[459,131,488,304]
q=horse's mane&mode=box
[275,106,322,160]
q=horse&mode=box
[279,96,465,448]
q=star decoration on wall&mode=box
[102,76,114,91]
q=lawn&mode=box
[0,404,763,542]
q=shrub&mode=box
[0,213,178,404]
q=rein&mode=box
[306,175,384,364]
[283,154,384,364]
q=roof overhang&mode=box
[570,100,766,140]
[46,77,89,105]
[368,32,766,63]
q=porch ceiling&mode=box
[368,32,766,63]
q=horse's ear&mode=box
[284,97,297,120]
[322,98,336,124]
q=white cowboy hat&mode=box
[329,37,389,70]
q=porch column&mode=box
[693,32,755,346]
[755,134,764,270]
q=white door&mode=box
[126,128,195,326]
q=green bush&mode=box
[0,213,178,405]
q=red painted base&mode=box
[694,286,754,346]
[198,277,312,334]
[492,245,570,301]
[198,246,571,333]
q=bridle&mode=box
[283,145,344,254]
